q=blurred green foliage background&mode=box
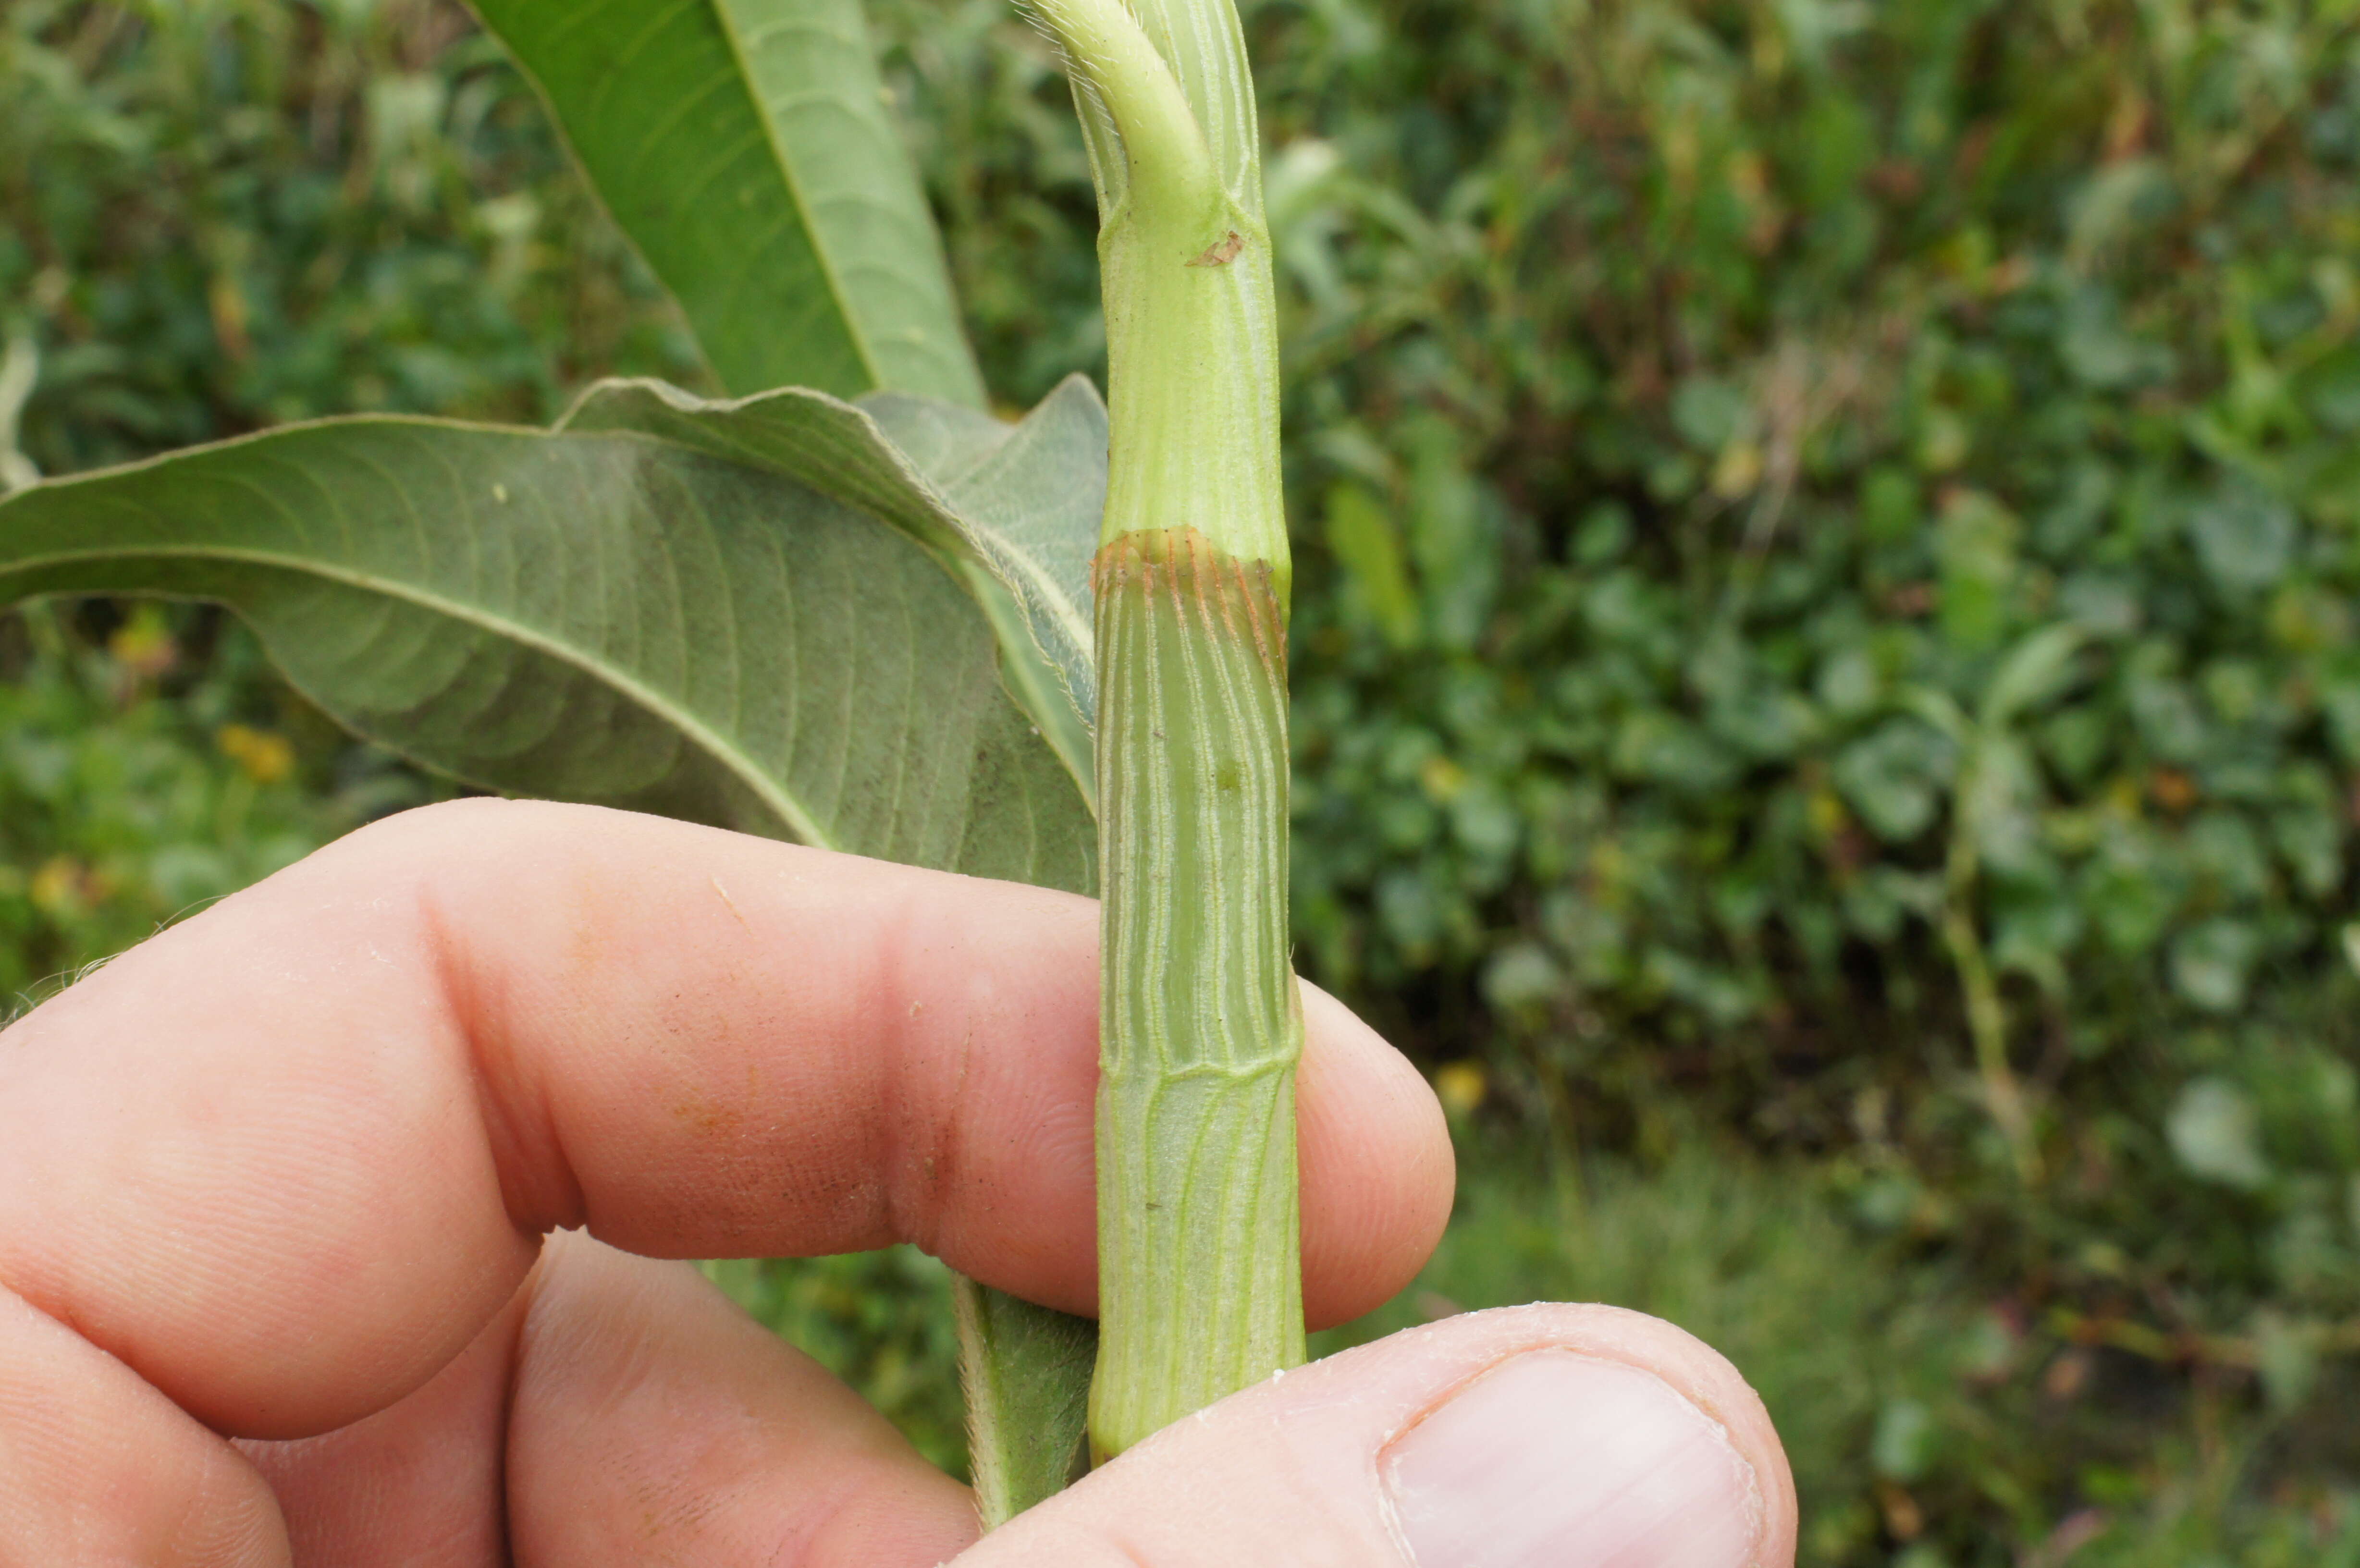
[7,0,2360,1560]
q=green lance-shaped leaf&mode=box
[865,382,1105,734]
[470,0,985,406]
[953,1274,1097,1523]
[562,373,1105,798]
[0,387,1082,873]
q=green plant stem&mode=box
[1034,0,1299,1464]
[1033,0,1298,1466]
[1941,770,2039,1183]
[1031,0,1286,587]
[1090,527,1300,1460]
[1090,172,1283,593]
[0,323,39,494]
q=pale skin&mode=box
[0,798,1797,1566]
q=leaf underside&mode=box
[469,0,985,406]
[0,383,1094,891]
[571,373,1106,796]
[953,1275,1097,1529]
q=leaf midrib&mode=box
[0,541,835,848]
[973,526,1093,677]
[708,0,886,393]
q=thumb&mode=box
[957,1303,1797,1568]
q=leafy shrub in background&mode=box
[0,601,437,1007]
[0,0,703,468]
[12,0,2360,1560]
[1263,0,2360,1088]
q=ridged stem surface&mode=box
[1089,527,1300,1461]
[1032,0,1296,1466]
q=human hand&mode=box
[0,799,1795,1566]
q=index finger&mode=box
[0,799,1451,1440]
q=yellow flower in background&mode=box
[1434,1060,1487,1118]
[106,612,177,680]
[217,724,295,786]
[29,857,81,915]
[28,857,105,917]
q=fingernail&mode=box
[1381,1349,1763,1568]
